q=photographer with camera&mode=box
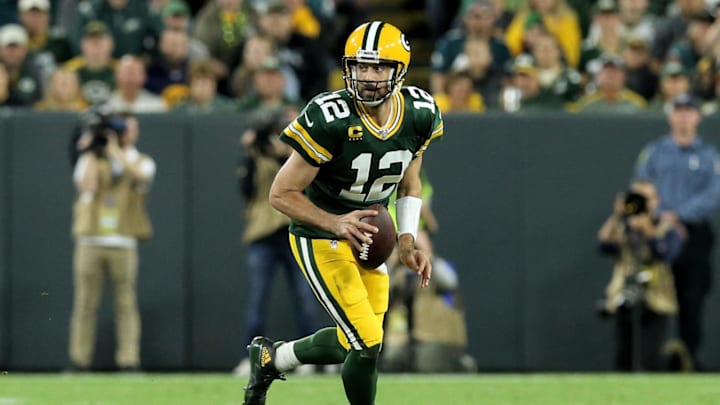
[232,109,318,376]
[68,111,155,372]
[597,179,681,371]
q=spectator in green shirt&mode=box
[501,53,569,112]
[531,31,583,104]
[64,20,116,105]
[237,56,297,117]
[18,0,73,88]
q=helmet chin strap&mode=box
[357,86,395,107]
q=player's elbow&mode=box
[268,186,282,211]
[268,181,290,212]
[396,179,422,199]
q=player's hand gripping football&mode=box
[333,209,379,252]
[398,235,432,288]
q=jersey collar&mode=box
[355,91,405,140]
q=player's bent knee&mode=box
[357,344,382,361]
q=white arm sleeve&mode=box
[395,196,422,240]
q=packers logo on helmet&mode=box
[342,21,411,106]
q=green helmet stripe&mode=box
[372,22,385,51]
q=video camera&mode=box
[623,191,648,218]
[79,107,127,150]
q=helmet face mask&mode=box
[342,21,410,107]
[345,60,397,107]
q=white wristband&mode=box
[395,196,422,240]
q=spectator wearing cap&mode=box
[651,0,707,65]
[649,61,690,113]
[449,36,504,110]
[501,54,567,112]
[0,24,42,106]
[106,55,166,113]
[161,1,210,61]
[18,0,73,82]
[505,0,582,67]
[172,58,236,114]
[430,0,510,95]
[634,93,720,370]
[579,0,624,75]
[622,35,658,101]
[433,70,485,113]
[64,21,116,105]
[512,8,551,63]
[230,33,300,101]
[75,0,162,58]
[237,56,298,116]
[255,2,328,102]
[569,54,646,113]
[193,0,251,94]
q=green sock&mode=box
[341,345,380,405]
[292,327,347,364]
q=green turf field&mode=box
[0,373,718,405]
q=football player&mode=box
[242,21,443,405]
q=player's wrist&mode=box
[397,233,415,251]
[396,196,422,241]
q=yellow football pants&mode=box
[289,234,389,350]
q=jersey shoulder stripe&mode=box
[282,120,333,164]
[280,90,347,166]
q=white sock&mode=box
[274,341,302,372]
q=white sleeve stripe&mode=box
[287,125,331,162]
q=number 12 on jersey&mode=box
[340,150,413,202]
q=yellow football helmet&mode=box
[342,21,411,106]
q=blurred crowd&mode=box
[3,0,720,117]
[0,0,368,117]
[429,0,720,114]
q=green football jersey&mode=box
[280,86,444,239]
